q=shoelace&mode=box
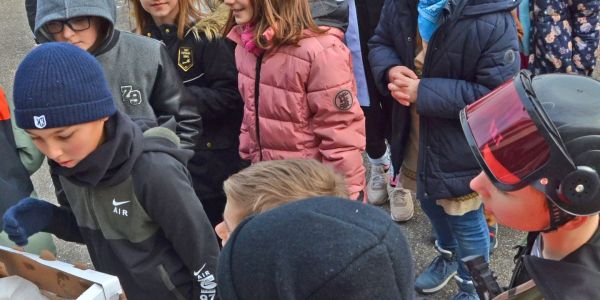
[430,255,450,276]
[390,188,408,205]
[370,167,387,189]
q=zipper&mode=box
[254,53,265,161]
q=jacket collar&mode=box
[523,223,600,299]
[442,0,520,20]
[227,25,344,47]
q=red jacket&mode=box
[228,26,366,198]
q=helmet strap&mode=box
[541,200,576,233]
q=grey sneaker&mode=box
[367,165,389,205]
[388,184,414,222]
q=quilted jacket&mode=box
[228,26,366,198]
[369,0,520,201]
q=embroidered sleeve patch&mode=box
[334,89,354,111]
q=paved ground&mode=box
[0,2,525,299]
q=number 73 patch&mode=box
[178,47,194,72]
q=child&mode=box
[3,43,219,300]
[130,0,245,226]
[31,0,201,148]
[347,0,415,221]
[368,0,520,298]
[223,0,366,200]
[217,196,415,299]
[464,71,600,298]
[528,0,600,75]
[214,159,349,245]
[0,86,55,255]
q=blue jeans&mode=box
[419,198,490,280]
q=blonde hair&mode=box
[223,0,326,48]
[131,0,212,40]
[223,159,349,217]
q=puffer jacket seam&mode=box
[307,80,353,93]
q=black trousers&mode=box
[188,148,249,227]
[361,94,393,159]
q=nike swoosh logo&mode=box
[112,199,131,206]
[193,263,207,277]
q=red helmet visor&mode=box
[464,80,550,185]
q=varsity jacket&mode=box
[32,0,202,149]
[45,112,219,300]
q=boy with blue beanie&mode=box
[3,42,219,300]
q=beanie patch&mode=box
[33,115,47,129]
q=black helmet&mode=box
[461,70,600,228]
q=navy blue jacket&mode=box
[368,0,520,201]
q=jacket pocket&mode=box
[157,264,187,300]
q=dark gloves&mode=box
[2,197,56,246]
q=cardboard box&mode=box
[0,245,122,300]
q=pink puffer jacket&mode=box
[228,26,366,198]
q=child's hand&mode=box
[389,77,420,106]
[388,65,418,83]
[387,66,419,106]
[2,198,56,246]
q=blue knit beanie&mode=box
[13,42,116,129]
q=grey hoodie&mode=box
[310,0,349,31]
[33,0,202,149]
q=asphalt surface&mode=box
[0,2,525,299]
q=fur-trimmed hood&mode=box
[188,3,230,40]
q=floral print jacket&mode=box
[529,0,600,75]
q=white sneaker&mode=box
[388,184,414,222]
[367,165,389,205]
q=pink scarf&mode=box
[240,23,265,56]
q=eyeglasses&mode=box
[44,16,92,34]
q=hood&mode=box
[227,25,344,53]
[310,0,349,32]
[189,3,230,40]
[34,0,116,48]
[442,0,519,19]
[49,111,142,188]
[218,196,415,299]
[524,225,600,299]
[49,112,192,187]
[141,126,194,167]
